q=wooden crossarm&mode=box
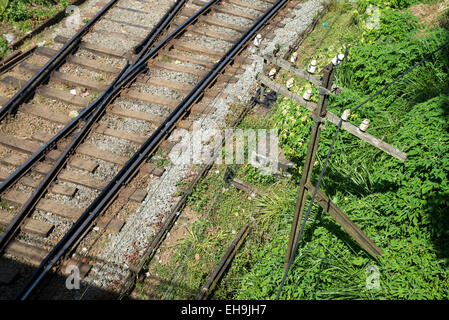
[259,74,407,162]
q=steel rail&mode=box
[0,70,122,196]
[0,50,22,67]
[132,0,186,57]
[0,0,197,254]
[9,0,88,50]
[0,46,37,76]
[0,0,193,197]
[15,0,288,300]
[0,0,118,121]
[197,223,250,300]
[111,0,220,86]
[0,60,130,252]
[117,99,256,299]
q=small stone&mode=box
[93,226,100,232]
[70,89,77,95]
[3,33,14,44]
[69,110,79,118]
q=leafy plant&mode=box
[242,164,276,185]
[1,0,72,32]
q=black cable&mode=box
[276,38,449,299]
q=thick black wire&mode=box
[276,38,449,300]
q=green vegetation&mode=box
[138,0,449,300]
[0,0,71,58]
[241,0,449,299]
[1,0,70,30]
[0,199,10,210]
[0,36,7,57]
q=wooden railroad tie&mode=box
[257,53,408,265]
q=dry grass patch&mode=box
[410,0,449,28]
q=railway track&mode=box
[0,0,298,299]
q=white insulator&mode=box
[268,67,277,78]
[303,88,313,101]
[359,119,370,132]
[254,34,262,47]
[307,60,317,74]
[286,77,295,89]
[332,55,339,66]
[290,52,298,63]
[341,109,351,121]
